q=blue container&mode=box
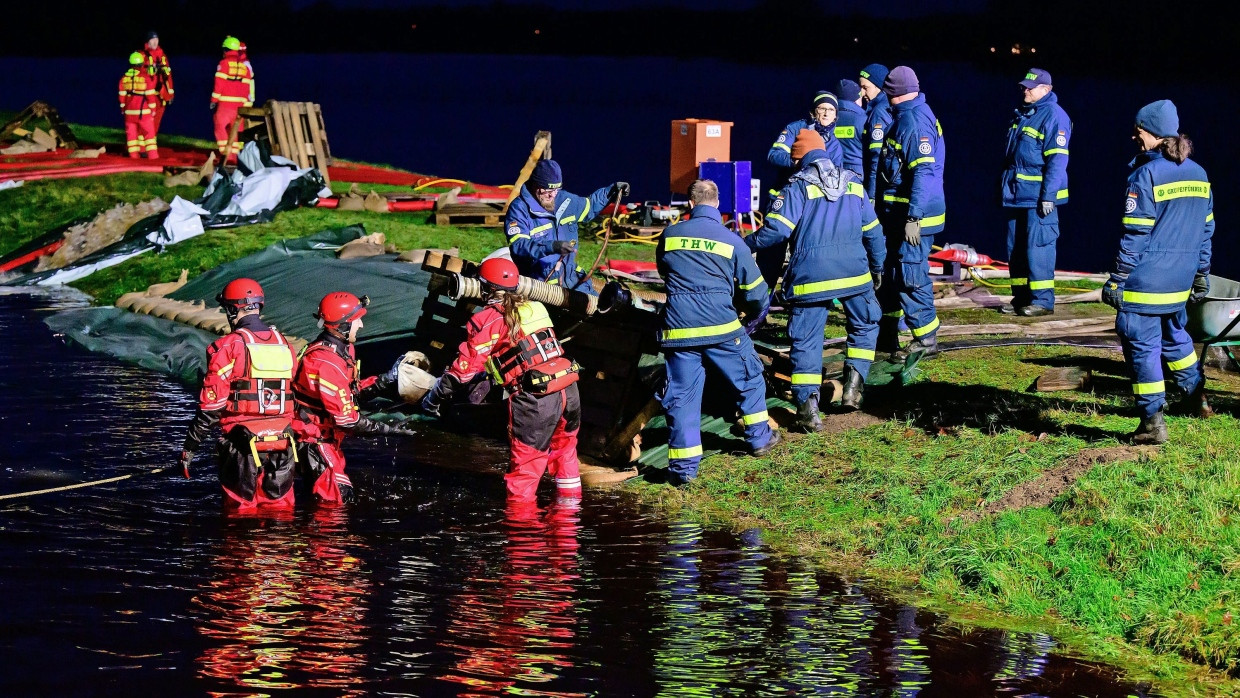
[697,161,753,214]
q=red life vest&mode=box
[292,339,360,438]
[224,327,295,451]
[486,302,579,395]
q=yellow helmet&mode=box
[222,36,241,50]
[128,51,144,65]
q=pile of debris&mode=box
[35,198,170,272]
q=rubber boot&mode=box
[1131,410,1168,445]
[893,335,939,361]
[840,367,864,412]
[877,317,901,353]
[752,429,783,456]
[1173,385,1214,419]
[1016,305,1054,317]
[794,395,824,433]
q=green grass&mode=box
[629,345,1240,694]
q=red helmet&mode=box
[479,258,520,291]
[315,291,369,329]
[216,278,264,311]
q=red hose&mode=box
[0,240,63,272]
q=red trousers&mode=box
[213,102,242,159]
[300,439,354,506]
[152,101,167,137]
[123,113,158,159]
[505,383,582,502]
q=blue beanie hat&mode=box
[836,79,862,103]
[1135,100,1180,138]
[859,63,889,89]
[812,90,838,110]
[529,159,563,191]
[883,66,919,97]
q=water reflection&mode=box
[190,509,371,694]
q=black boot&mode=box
[876,317,901,353]
[893,335,939,361]
[752,428,783,456]
[1172,384,1214,419]
[840,367,864,411]
[794,395,824,433]
[1131,410,1168,445]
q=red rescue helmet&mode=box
[315,291,369,330]
[216,278,264,312]
[479,258,520,291]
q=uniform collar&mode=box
[1130,149,1165,169]
[890,93,926,112]
[315,331,353,359]
[1017,90,1056,116]
[234,313,270,333]
[690,205,721,222]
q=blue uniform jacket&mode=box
[862,91,893,200]
[748,152,885,304]
[1002,91,1071,208]
[1114,151,1214,314]
[767,118,844,186]
[656,205,769,348]
[878,94,946,234]
[505,184,611,288]
[835,100,867,176]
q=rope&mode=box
[574,189,625,290]
[0,467,170,501]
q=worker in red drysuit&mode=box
[291,292,416,505]
[140,31,174,137]
[178,278,298,511]
[210,36,253,161]
[421,258,583,502]
[118,51,159,159]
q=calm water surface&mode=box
[0,292,1154,696]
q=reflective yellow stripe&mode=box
[883,195,910,203]
[668,445,703,459]
[1152,180,1210,202]
[508,233,530,241]
[1122,216,1156,227]
[1015,173,1043,181]
[847,182,866,198]
[1167,352,1199,371]
[885,138,902,150]
[861,218,880,231]
[216,360,236,377]
[911,316,940,337]
[1122,289,1191,305]
[791,373,822,385]
[215,95,248,103]
[767,213,795,229]
[908,157,935,168]
[868,142,883,150]
[1029,279,1055,290]
[883,309,904,318]
[663,236,734,258]
[742,411,769,426]
[1009,277,1029,286]
[1056,188,1069,200]
[578,199,591,222]
[769,189,780,197]
[530,222,553,234]
[773,142,791,153]
[318,376,340,391]
[1133,381,1165,395]
[920,213,945,228]
[1044,148,1069,156]
[1206,212,1214,223]
[792,271,872,296]
[847,348,876,361]
[661,319,742,341]
[547,278,560,285]
[834,126,856,139]
[1022,126,1045,139]
[806,185,825,200]
[738,277,765,291]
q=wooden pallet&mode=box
[235,100,332,185]
[433,202,506,227]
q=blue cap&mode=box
[529,159,562,191]
[1135,99,1180,138]
[836,79,861,103]
[812,90,838,109]
[1019,68,1052,89]
[859,63,889,89]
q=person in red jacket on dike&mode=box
[421,258,583,504]
[179,279,298,511]
[291,291,416,505]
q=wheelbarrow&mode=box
[1186,275,1240,370]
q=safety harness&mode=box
[224,327,297,461]
[486,302,579,395]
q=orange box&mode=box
[670,119,732,196]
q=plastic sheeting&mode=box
[45,306,215,384]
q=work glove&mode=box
[551,239,577,255]
[177,449,194,479]
[871,271,883,291]
[904,218,922,247]
[209,101,217,111]
[609,182,630,200]
[1101,273,1127,309]
[419,374,460,419]
[1038,200,1054,218]
[352,415,417,438]
[1190,273,1210,303]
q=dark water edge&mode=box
[0,289,1157,696]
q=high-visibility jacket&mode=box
[767,118,844,186]
[656,205,768,348]
[141,46,174,104]
[1002,91,1071,208]
[504,184,610,289]
[211,50,254,107]
[862,91,893,200]
[292,334,368,439]
[1113,150,1214,314]
[198,318,298,435]
[446,299,576,395]
[877,94,946,234]
[118,68,156,116]
[748,152,885,304]
[835,100,868,175]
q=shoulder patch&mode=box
[507,224,520,236]
[918,141,932,155]
[871,127,883,140]
[777,133,787,143]
[1055,135,1067,146]
[1124,196,1137,213]
[771,198,783,211]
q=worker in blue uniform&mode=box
[504,159,628,295]
[761,91,846,288]
[875,66,945,358]
[1101,100,1214,444]
[835,79,867,179]
[748,129,885,430]
[1000,68,1072,317]
[859,63,892,202]
[655,179,781,486]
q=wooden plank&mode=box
[503,130,551,214]
[282,102,309,169]
[301,101,330,184]
[268,101,290,161]
[273,102,303,168]
[312,103,333,164]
